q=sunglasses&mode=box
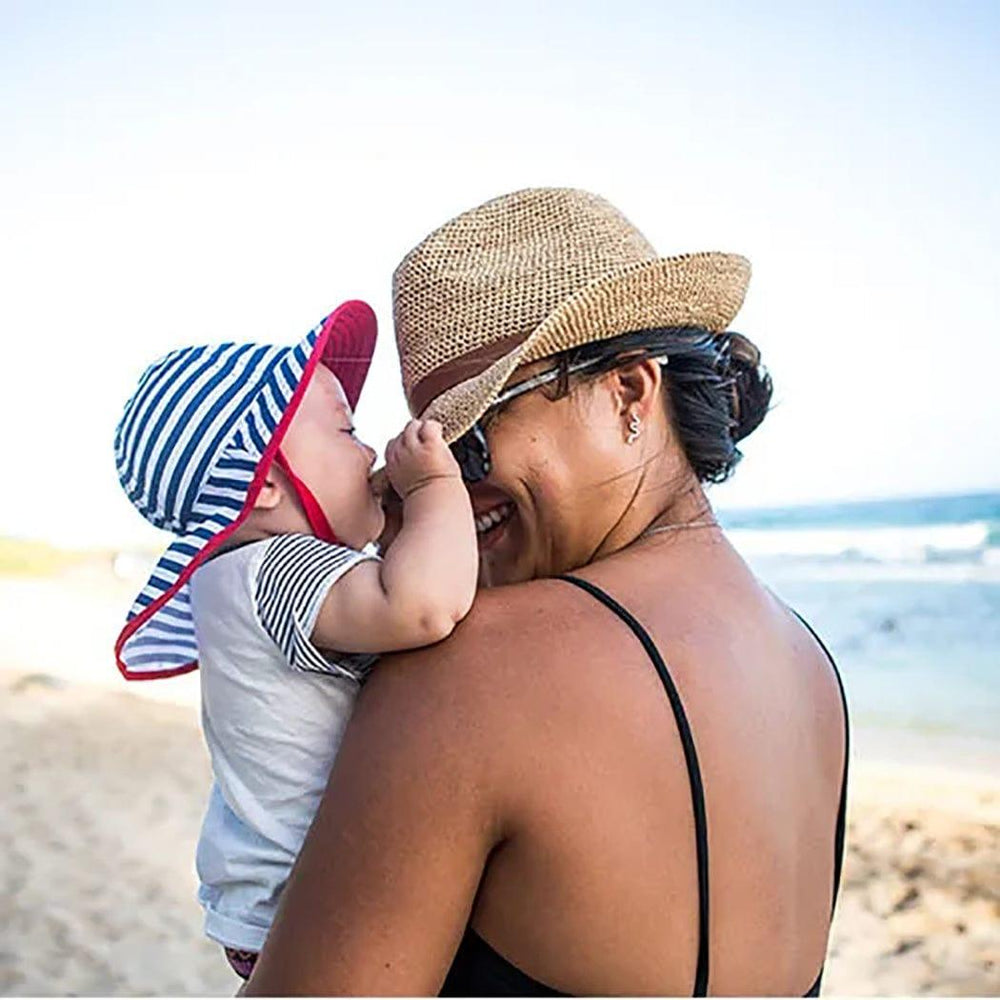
[448,355,611,483]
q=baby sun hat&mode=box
[393,187,751,442]
[114,300,377,681]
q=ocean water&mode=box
[717,492,1000,759]
[4,492,995,768]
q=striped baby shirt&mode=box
[190,533,379,952]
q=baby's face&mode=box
[279,366,385,549]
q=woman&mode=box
[245,188,848,996]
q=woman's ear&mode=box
[613,357,663,420]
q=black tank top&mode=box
[441,575,849,997]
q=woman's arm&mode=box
[244,625,505,996]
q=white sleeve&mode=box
[253,533,378,680]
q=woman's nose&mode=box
[364,443,377,467]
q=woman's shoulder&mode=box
[356,577,599,737]
[382,575,585,671]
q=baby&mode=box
[113,301,477,979]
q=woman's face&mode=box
[468,360,654,587]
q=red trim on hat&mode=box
[274,449,341,546]
[114,300,377,681]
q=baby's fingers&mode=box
[402,419,423,451]
[417,419,445,445]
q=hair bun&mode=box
[721,332,772,443]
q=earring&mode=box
[626,412,642,445]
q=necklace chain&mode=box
[639,517,718,540]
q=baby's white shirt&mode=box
[190,533,378,952]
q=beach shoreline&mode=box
[2,667,997,996]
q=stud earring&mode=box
[626,412,642,445]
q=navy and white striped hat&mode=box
[114,300,377,680]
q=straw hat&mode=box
[393,187,751,442]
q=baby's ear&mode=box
[253,467,284,511]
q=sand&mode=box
[825,765,999,995]
[1,672,231,996]
[2,668,998,997]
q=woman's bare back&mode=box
[462,535,847,995]
[246,534,846,997]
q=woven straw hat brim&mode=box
[421,251,751,442]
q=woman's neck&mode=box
[592,465,713,563]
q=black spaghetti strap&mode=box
[790,610,850,915]
[558,574,711,997]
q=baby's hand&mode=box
[385,419,461,499]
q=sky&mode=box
[1,0,998,548]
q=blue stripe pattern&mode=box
[115,320,326,677]
[254,534,377,682]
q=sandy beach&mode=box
[2,664,998,996]
[1,672,231,996]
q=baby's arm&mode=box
[312,419,477,654]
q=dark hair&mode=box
[554,327,773,483]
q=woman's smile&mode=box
[469,482,517,555]
[473,500,515,547]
